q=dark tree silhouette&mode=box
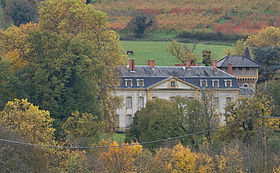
[4,0,39,26]
[126,12,157,38]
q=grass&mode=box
[101,133,126,144]
[120,40,231,66]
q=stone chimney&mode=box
[151,60,155,68]
[228,63,232,75]
[213,60,217,72]
[147,60,150,66]
[129,59,135,72]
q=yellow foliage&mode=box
[196,153,215,173]
[215,144,244,173]
[98,141,142,172]
[0,99,55,145]
[0,23,38,70]
[246,26,280,48]
[171,143,197,173]
[274,165,280,173]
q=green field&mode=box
[121,41,231,66]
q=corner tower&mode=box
[217,46,260,90]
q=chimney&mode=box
[129,59,135,72]
[186,60,191,68]
[228,63,232,75]
[147,60,150,66]
[213,60,217,72]
[151,60,155,68]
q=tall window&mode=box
[226,97,232,103]
[126,114,132,128]
[126,97,132,109]
[200,79,207,88]
[212,80,219,88]
[138,97,144,109]
[239,67,242,71]
[125,79,133,87]
[170,81,176,88]
[116,114,120,128]
[213,97,219,108]
[224,79,232,88]
[137,79,144,87]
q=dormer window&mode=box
[137,79,144,87]
[224,79,232,88]
[212,79,219,88]
[125,79,133,87]
[200,79,207,88]
[170,81,176,88]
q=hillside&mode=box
[94,0,280,35]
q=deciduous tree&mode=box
[4,0,39,26]
[126,97,208,150]
[0,99,56,145]
[125,12,157,38]
[62,111,104,146]
[167,40,197,64]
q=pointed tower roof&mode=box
[217,47,260,68]
[243,46,252,59]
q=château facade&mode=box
[114,47,260,131]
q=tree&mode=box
[62,111,104,146]
[125,97,207,150]
[126,12,157,38]
[0,57,15,109]
[4,0,39,26]
[257,80,280,116]
[221,96,278,143]
[0,22,38,70]
[253,46,280,82]
[202,49,212,66]
[38,0,126,132]
[0,125,48,172]
[0,0,126,134]
[97,141,142,173]
[225,39,249,56]
[17,31,103,136]
[167,40,197,64]
[246,26,280,48]
[0,99,56,145]
[200,91,222,146]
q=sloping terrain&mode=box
[94,0,280,35]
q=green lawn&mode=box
[121,41,231,66]
[101,133,125,144]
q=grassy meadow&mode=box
[121,41,231,66]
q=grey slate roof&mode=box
[217,55,261,68]
[217,47,260,68]
[120,66,235,78]
[119,66,239,89]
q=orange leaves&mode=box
[98,141,142,172]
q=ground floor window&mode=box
[126,114,132,128]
